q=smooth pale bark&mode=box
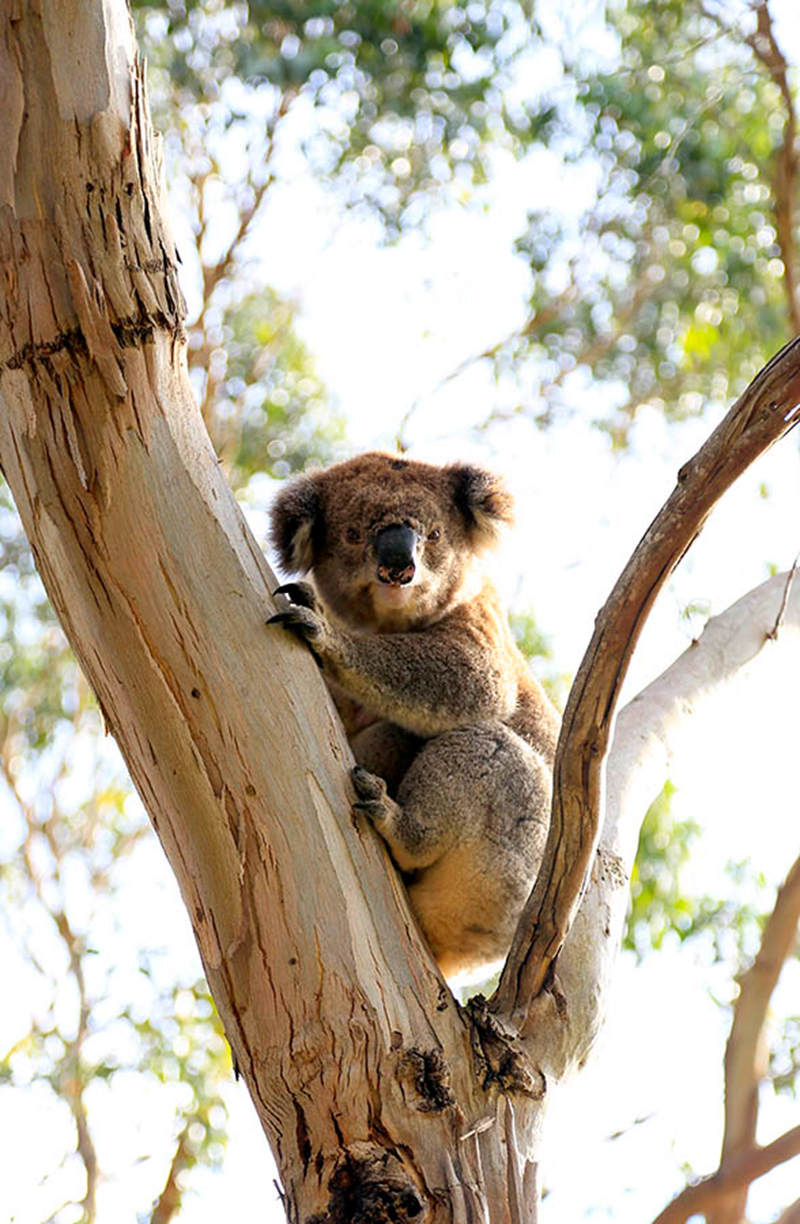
[523,571,800,1078]
[4,5,800,1223]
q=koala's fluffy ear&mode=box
[269,474,322,574]
[450,463,514,550]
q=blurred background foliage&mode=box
[2,1,799,1219]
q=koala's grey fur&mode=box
[268,452,560,977]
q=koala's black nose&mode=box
[374,524,417,585]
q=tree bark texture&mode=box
[4,5,800,1223]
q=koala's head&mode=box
[270,452,514,630]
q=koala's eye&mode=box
[427,526,442,542]
[345,527,363,544]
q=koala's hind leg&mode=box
[350,721,423,796]
[353,723,552,975]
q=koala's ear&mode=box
[269,474,322,574]
[449,463,514,550]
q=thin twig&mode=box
[150,1121,193,1224]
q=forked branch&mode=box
[493,333,800,1023]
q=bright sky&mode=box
[4,2,800,1222]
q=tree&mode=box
[3,3,800,1221]
[3,1,554,1213]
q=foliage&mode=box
[193,287,345,486]
[509,608,570,710]
[771,1013,800,1097]
[129,0,549,477]
[625,782,700,956]
[625,780,778,965]
[486,0,798,443]
[134,0,540,233]
[0,479,229,1222]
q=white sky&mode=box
[4,2,800,1222]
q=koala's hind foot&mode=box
[352,765,433,873]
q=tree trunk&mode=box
[0,7,548,1219]
[3,5,800,1223]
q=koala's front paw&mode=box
[351,765,392,824]
[267,602,324,646]
[267,584,329,657]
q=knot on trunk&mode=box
[396,1046,456,1113]
[310,1143,429,1224]
[467,995,546,1098]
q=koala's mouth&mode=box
[369,569,420,618]
[372,576,416,605]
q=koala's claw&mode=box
[272,581,318,610]
[266,606,322,640]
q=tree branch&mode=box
[493,334,800,1024]
[150,1122,193,1224]
[524,568,800,1074]
[651,1124,800,1224]
[708,851,800,1224]
[745,1,800,336]
[698,1,800,333]
[768,552,800,639]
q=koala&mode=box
[268,452,560,978]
